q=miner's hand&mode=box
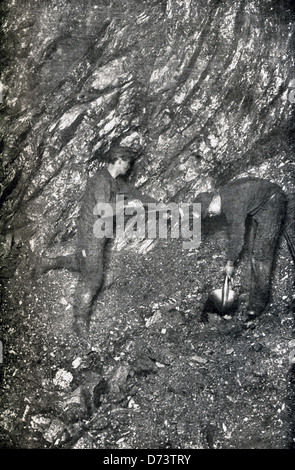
[225,260,234,278]
[126,199,144,209]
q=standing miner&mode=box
[194,177,294,322]
[35,143,157,345]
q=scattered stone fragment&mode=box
[156,362,165,368]
[92,378,110,408]
[226,348,234,355]
[207,313,222,324]
[108,364,130,393]
[128,397,140,410]
[145,311,162,327]
[131,354,158,375]
[88,413,110,431]
[43,418,66,444]
[72,434,94,449]
[30,414,52,432]
[59,297,68,306]
[72,357,83,369]
[190,355,208,364]
[0,409,18,432]
[22,404,30,422]
[176,422,186,435]
[66,421,85,439]
[62,386,88,423]
[153,347,176,365]
[53,369,73,390]
[77,351,103,372]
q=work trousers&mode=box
[74,236,107,326]
[43,220,108,336]
[247,190,286,314]
[284,193,295,264]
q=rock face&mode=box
[1,0,295,245]
[0,0,295,450]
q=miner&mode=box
[35,143,157,345]
[194,177,291,321]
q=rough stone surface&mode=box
[0,0,295,450]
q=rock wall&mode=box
[1,0,295,252]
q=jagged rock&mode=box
[190,355,208,365]
[43,418,67,444]
[72,357,83,369]
[161,308,185,327]
[61,386,88,423]
[65,385,86,407]
[147,347,176,366]
[128,397,140,410]
[72,434,94,449]
[87,413,110,431]
[30,414,52,432]
[0,409,17,433]
[92,378,110,408]
[71,351,103,372]
[108,364,131,393]
[131,354,158,375]
[145,310,163,327]
[53,369,74,390]
[66,421,84,439]
[90,364,132,405]
[207,313,223,324]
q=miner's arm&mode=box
[225,211,247,266]
[116,178,158,206]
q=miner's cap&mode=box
[105,142,140,164]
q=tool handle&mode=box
[222,274,232,307]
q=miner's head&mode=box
[106,143,138,176]
[194,191,221,218]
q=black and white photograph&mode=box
[0,0,295,453]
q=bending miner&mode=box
[34,143,157,345]
[195,177,295,322]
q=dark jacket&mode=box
[79,169,117,224]
[220,177,285,263]
[78,168,157,226]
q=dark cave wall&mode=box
[0,0,295,255]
